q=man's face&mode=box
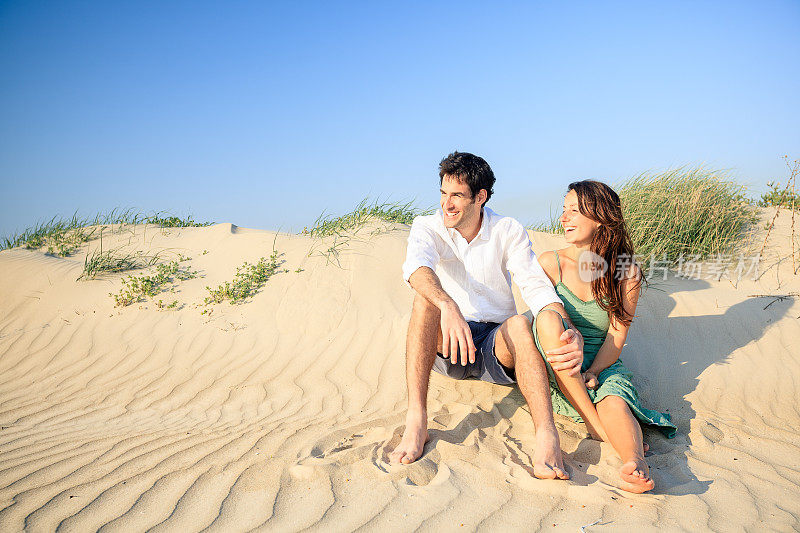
[440,175,484,233]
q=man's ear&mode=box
[476,189,488,206]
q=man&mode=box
[389,151,584,480]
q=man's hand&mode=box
[439,302,476,366]
[583,371,599,390]
[545,328,584,376]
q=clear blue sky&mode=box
[1,1,798,238]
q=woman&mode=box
[531,180,676,493]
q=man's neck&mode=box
[456,209,484,244]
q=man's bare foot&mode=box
[389,410,429,464]
[619,458,654,493]
[533,428,569,480]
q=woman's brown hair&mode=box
[568,180,642,326]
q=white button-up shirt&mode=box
[402,207,562,323]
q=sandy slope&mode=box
[0,213,799,532]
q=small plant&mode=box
[295,267,304,273]
[203,251,285,307]
[110,258,198,307]
[155,299,180,310]
[146,213,213,228]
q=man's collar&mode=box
[439,206,493,242]
[476,207,492,241]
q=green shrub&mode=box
[758,181,800,210]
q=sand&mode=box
[1,212,799,532]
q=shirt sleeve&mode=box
[505,219,562,314]
[402,216,441,285]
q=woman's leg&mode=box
[535,311,609,442]
[596,395,654,493]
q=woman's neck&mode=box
[565,241,592,259]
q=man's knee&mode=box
[506,313,532,335]
[411,294,440,326]
[412,293,439,315]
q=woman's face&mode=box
[560,190,600,245]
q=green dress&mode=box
[530,252,677,438]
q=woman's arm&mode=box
[585,267,642,379]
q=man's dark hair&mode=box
[438,151,495,207]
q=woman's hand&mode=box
[583,371,599,390]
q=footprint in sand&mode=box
[303,425,391,466]
[700,421,724,444]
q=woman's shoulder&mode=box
[538,248,571,284]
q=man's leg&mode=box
[389,293,441,464]
[494,314,569,480]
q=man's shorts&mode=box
[432,321,516,385]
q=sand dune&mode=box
[1,214,799,531]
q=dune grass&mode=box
[304,198,433,238]
[617,167,757,264]
[529,168,757,266]
[528,209,564,234]
[1,210,212,255]
[79,249,160,280]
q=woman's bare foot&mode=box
[533,428,569,480]
[389,410,429,464]
[619,458,654,493]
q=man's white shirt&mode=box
[402,207,562,323]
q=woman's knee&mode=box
[535,309,566,339]
[598,394,628,411]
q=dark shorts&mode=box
[432,321,516,385]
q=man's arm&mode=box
[409,267,476,366]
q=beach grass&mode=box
[528,209,564,234]
[617,167,757,264]
[79,248,161,280]
[304,198,433,238]
[1,210,212,254]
